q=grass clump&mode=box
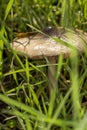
[0,0,87,130]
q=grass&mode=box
[0,0,87,130]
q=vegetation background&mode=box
[0,0,87,130]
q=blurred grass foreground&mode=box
[0,0,87,130]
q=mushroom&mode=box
[11,27,87,94]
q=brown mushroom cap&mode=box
[11,27,87,59]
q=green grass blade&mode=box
[0,93,44,117]
[4,0,14,20]
[25,57,30,83]
[70,50,81,120]
[29,86,42,112]
[47,87,72,129]
[75,111,87,130]
[0,40,3,77]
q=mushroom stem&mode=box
[48,57,57,95]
